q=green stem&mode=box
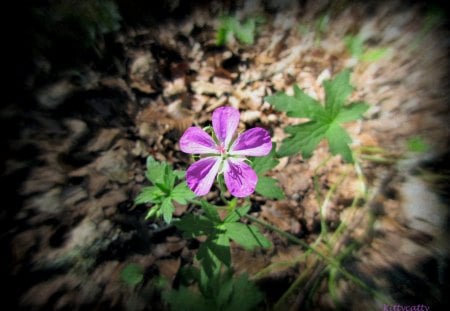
[244,214,389,304]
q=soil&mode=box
[2,1,449,310]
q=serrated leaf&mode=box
[265,88,325,120]
[164,165,177,190]
[268,70,368,162]
[223,205,251,223]
[216,271,234,308]
[171,182,195,204]
[324,70,353,117]
[197,234,231,276]
[174,214,216,238]
[255,176,285,199]
[164,286,212,311]
[135,186,165,205]
[145,205,159,220]
[224,222,271,250]
[278,122,328,158]
[335,102,369,123]
[325,123,353,162]
[200,200,221,223]
[145,156,167,185]
[222,273,263,311]
[251,144,278,175]
[161,197,174,224]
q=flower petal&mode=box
[212,106,240,148]
[223,158,258,198]
[180,127,218,154]
[229,127,272,156]
[186,157,221,196]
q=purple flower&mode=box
[180,106,272,197]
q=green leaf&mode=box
[251,144,278,175]
[344,35,364,59]
[267,70,368,162]
[265,87,325,120]
[222,273,263,311]
[145,156,167,185]
[278,122,329,158]
[200,201,222,223]
[323,69,353,117]
[161,197,175,224]
[361,48,388,62]
[145,205,159,220]
[407,136,428,153]
[171,182,195,204]
[120,263,144,286]
[325,123,353,163]
[255,176,285,199]
[223,205,251,223]
[164,286,212,311]
[163,165,177,191]
[197,234,231,276]
[224,222,272,250]
[335,102,369,123]
[174,169,186,180]
[174,214,216,238]
[135,186,165,205]
[233,18,255,45]
[216,16,256,46]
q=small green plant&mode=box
[406,136,429,153]
[134,106,387,309]
[344,34,388,62]
[174,202,271,276]
[165,267,263,311]
[266,70,369,162]
[216,16,258,46]
[120,263,144,287]
[135,156,195,223]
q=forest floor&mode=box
[2,1,449,310]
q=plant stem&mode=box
[244,214,389,304]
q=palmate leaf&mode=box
[251,144,285,199]
[224,222,272,250]
[255,176,285,199]
[266,70,369,163]
[170,182,195,204]
[136,156,194,224]
[251,147,279,175]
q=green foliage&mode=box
[406,136,429,153]
[216,16,259,46]
[174,202,271,276]
[251,145,285,199]
[120,263,144,286]
[165,267,263,311]
[266,70,369,162]
[32,0,121,58]
[344,35,388,62]
[135,156,195,224]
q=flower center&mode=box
[218,143,226,155]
